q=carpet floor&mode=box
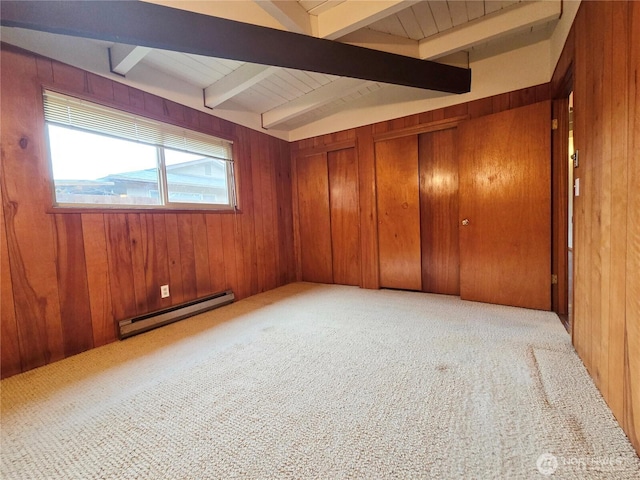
[1,283,639,479]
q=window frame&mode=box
[41,87,240,213]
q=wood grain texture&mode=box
[375,136,422,291]
[192,213,212,297]
[53,213,94,357]
[551,98,570,316]
[105,214,137,321]
[419,128,460,295]
[560,1,640,454]
[1,48,65,370]
[356,125,380,289]
[81,213,116,347]
[296,153,333,284]
[625,0,640,452]
[458,101,551,310]
[0,180,21,377]
[0,45,294,378]
[328,148,360,286]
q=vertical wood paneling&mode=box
[81,214,116,347]
[205,214,226,293]
[276,140,295,286]
[105,214,137,320]
[375,136,422,291]
[1,45,294,378]
[235,128,258,297]
[356,125,379,289]
[250,131,268,292]
[150,214,172,310]
[1,48,65,370]
[296,153,333,284]
[164,213,186,305]
[625,0,640,451]
[419,128,460,295]
[53,214,94,357]
[328,148,360,286]
[606,1,630,421]
[220,215,239,292]
[177,215,197,300]
[192,213,213,297]
[0,181,21,377]
[260,134,279,292]
[127,214,149,315]
[551,0,639,454]
[551,98,569,316]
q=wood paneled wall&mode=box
[551,1,639,455]
[291,83,550,291]
[0,46,295,378]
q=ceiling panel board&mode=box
[411,2,439,38]
[250,82,291,106]
[429,1,453,32]
[448,1,469,27]
[484,1,504,15]
[263,75,305,101]
[228,88,278,113]
[396,7,425,40]
[466,0,485,21]
[143,50,226,87]
[301,0,346,15]
[369,14,407,38]
[273,70,315,94]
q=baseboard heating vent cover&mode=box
[118,290,234,339]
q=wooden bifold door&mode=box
[375,100,551,310]
[295,148,360,286]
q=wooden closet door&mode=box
[296,153,333,283]
[458,101,551,310]
[419,128,460,295]
[328,148,360,286]
[375,136,422,291]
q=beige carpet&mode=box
[1,283,639,479]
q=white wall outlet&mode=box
[160,285,170,298]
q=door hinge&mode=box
[551,119,558,130]
[551,274,558,285]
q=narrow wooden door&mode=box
[296,153,333,283]
[458,101,551,310]
[375,136,422,291]
[419,128,460,295]
[328,148,360,286]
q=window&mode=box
[43,90,236,210]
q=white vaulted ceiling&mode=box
[1,1,580,141]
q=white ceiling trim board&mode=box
[317,0,421,40]
[254,0,313,35]
[109,44,152,76]
[204,64,279,108]
[261,77,373,129]
[418,0,562,60]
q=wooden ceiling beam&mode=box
[0,0,471,94]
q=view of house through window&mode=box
[44,90,235,209]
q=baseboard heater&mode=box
[118,290,234,339]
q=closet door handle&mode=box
[461,218,470,226]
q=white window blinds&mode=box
[43,90,233,161]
